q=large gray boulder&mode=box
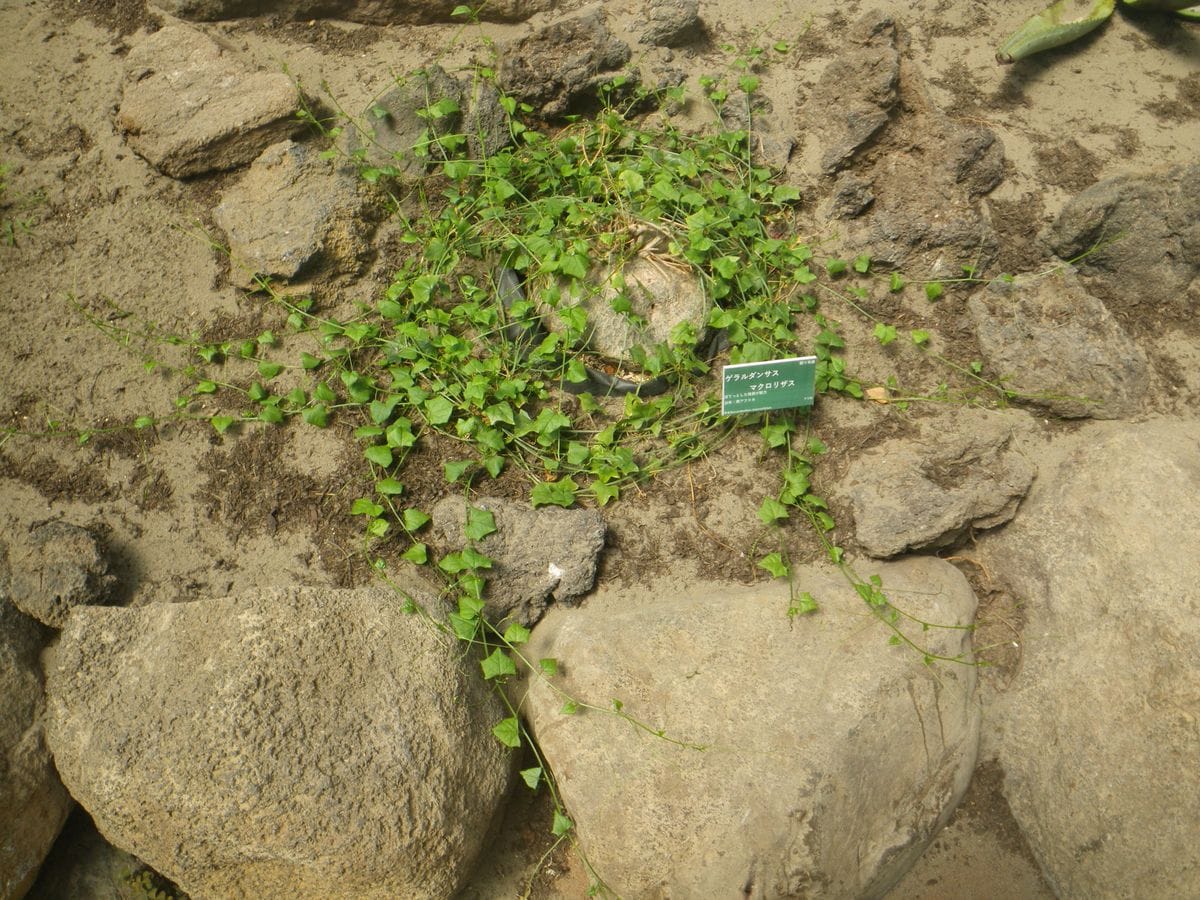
[521,557,980,898]
[214,140,379,289]
[969,270,1149,419]
[839,410,1035,558]
[44,584,513,900]
[978,420,1200,899]
[1,600,69,899]
[1045,163,1200,317]
[117,25,301,178]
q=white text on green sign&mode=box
[721,356,817,415]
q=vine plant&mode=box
[10,40,1011,890]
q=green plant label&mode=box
[721,357,817,415]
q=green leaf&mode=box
[444,459,473,483]
[756,497,789,525]
[366,517,390,538]
[889,272,905,292]
[370,396,399,424]
[351,498,384,517]
[539,657,559,677]
[300,352,323,370]
[210,415,235,435]
[483,455,504,478]
[402,508,431,531]
[465,506,497,541]
[302,404,328,427]
[772,184,801,203]
[925,281,944,301]
[492,716,522,748]
[258,361,284,379]
[788,591,819,617]
[401,543,428,564]
[825,258,847,276]
[758,552,790,578]
[503,622,531,645]
[592,481,619,505]
[531,477,578,508]
[551,810,573,837]
[617,169,644,193]
[910,329,931,346]
[424,396,454,425]
[314,382,336,404]
[375,478,405,496]
[873,322,897,346]
[760,423,791,449]
[364,445,393,467]
[194,381,217,394]
[247,382,268,402]
[713,255,739,279]
[853,254,871,274]
[258,404,284,425]
[481,648,517,680]
[520,766,543,790]
[559,252,588,280]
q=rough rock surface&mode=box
[840,411,1035,558]
[215,140,379,288]
[347,65,464,177]
[978,421,1200,899]
[1045,163,1200,316]
[150,0,553,24]
[800,12,1002,275]
[347,66,510,174]
[969,270,1149,419]
[541,246,711,362]
[637,0,701,47]
[44,584,513,900]
[498,11,631,117]
[522,557,980,898]
[431,496,605,627]
[1,600,69,899]
[800,12,899,177]
[0,521,115,628]
[117,25,301,178]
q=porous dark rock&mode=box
[1,599,69,898]
[1044,163,1200,317]
[149,0,553,24]
[839,411,1035,558]
[797,12,1003,276]
[498,10,631,117]
[346,65,465,177]
[44,583,513,900]
[431,496,605,627]
[1,521,115,628]
[214,140,380,288]
[637,0,701,47]
[969,269,1149,419]
[117,24,301,178]
[978,420,1200,899]
[800,11,899,176]
[345,66,511,175]
[521,557,980,898]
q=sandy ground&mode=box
[4,0,1198,896]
